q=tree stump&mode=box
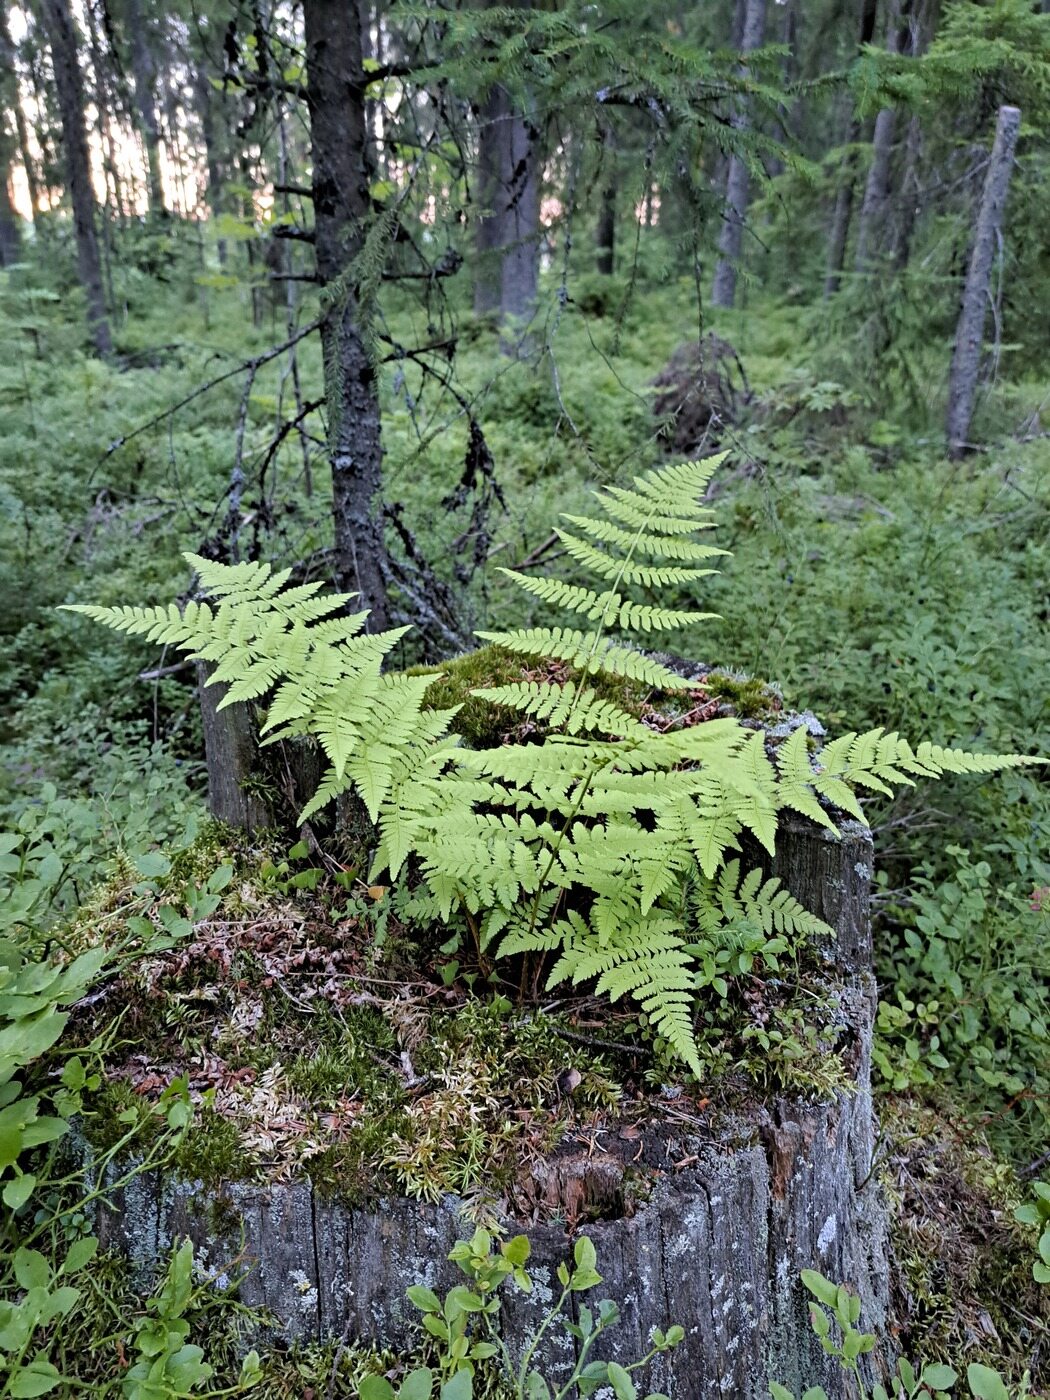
[97,817,888,1399]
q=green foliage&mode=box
[874,848,1049,1158]
[769,1270,1033,1400]
[361,1227,681,1400]
[1013,1182,1050,1285]
[68,456,1039,1076]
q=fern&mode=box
[65,456,1041,1078]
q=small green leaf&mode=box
[966,1364,1010,1400]
[360,1376,396,1400]
[407,1285,441,1313]
[400,1368,434,1400]
[3,1173,35,1210]
[800,1270,839,1308]
[607,1362,637,1400]
[440,1371,472,1400]
[920,1364,957,1390]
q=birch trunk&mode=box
[945,105,1020,460]
[40,0,113,357]
[710,0,767,309]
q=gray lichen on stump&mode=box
[97,815,889,1399]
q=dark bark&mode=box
[0,27,19,265]
[303,0,389,626]
[472,81,540,353]
[40,0,112,357]
[945,105,1020,460]
[710,0,767,309]
[498,102,540,354]
[854,1,918,274]
[123,0,164,215]
[195,664,272,832]
[0,159,18,267]
[595,123,616,275]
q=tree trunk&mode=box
[853,2,914,274]
[498,103,540,355]
[473,84,505,317]
[196,665,272,832]
[303,0,389,627]
[823,0,880,297]
[40,0,112,357]
[195,69,227,263]
[595,123,616,276]
[0,3,39,228]
[123,0,165,216]
[710,0,767,309]
[0,158,18,267]
[0,15,20,267]
[473,81,540,353]
[945,105,1020,460]
[891,113,922,271]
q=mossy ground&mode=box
[881,1097,1048,1387]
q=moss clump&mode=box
[703,669,783,721]
[415,644,783,748]
[415,644,651,748]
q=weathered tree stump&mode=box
[96,815,889,1399]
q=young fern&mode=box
[64,457,1041,1076]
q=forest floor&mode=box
[1,248,1048,1391]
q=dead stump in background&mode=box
[652,335,752,457]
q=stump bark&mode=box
[98,817,888,1399]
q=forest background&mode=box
[0,0,1048,1392]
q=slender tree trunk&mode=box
[595,122,616,276]
[823,0,880,297]
[710,0,767,309]
[40,0,112,357]
[0,3,39,226]
[303,0,389,627]
[498,103,540,354]
[473,83,505,317]
[891,113,923,270]
[853,106,897,272]
[853,2,913,274]
[0,154,19,266]
[945,105,1020,460]
[0,1,20,264]
[123,0,165,216]
[195,67,227,263]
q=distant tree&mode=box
[39,0,112,357]
[946,104,1020,459]
[711,0,767,308]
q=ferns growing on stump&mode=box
[65,456,1039,1074]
